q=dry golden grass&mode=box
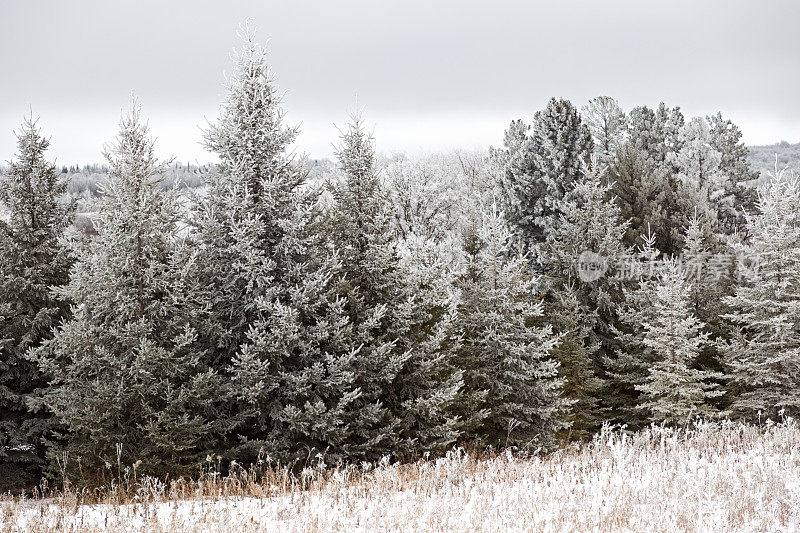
[3,419,800,532]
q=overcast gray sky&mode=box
[1,0,799,165]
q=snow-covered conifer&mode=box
[495,98,593,250]
[323,113,463,457]
[0,116,75,483]
[581,96,627,164]
[636,259,722,424]
[721,169,800,420]
[707,113,758,235]
[30,101,218,478]
[451,204,566,449]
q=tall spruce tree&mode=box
[0,116,75,487]
[322,113,462,458]
[190,23,371,463]
[721,170,800,421]
[604,230,662,427]
[549,286,603,440]
[452,204,566,449]
[540,159,629,433]
[30,101,219,479]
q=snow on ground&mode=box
[3,420,800,532]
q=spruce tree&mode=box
[0,116,75,486]
[549,286,603,440]
[636,259,722,424]
[721,170,800,421]
[452,204,566,449]
[604,231,662,427]
[322,113,463,458]
[30,101,219,479]
[191,22,305,371]
[190,23,370,463]
[540,160,629,432]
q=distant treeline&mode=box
[747,141,800,178]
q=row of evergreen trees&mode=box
[1,25,797,485]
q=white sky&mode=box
[1,0,799,165]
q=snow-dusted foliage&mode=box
[494,98,594,249]
[721,169,800,421]
[29,101,218,478]
[539,159,629,434]
[581,96,627,164]
[635,258,722,424]
[0,116,75,484]
[0,20,792,494]
[450,204,567,449]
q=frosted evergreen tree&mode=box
[191,21,306,370]
[721,170,800,421]
[492,119,538,247]
[495,98,593,250]
[540,158,629,287]
[604,230,662,427]
[707,112,758,235]
[452,204,566,449]
[190,23,369,463]
[30,101,219,478]
[679,212,731,404]
[540,159,628,431]
[606,144,673,251]
[668,117,722,236]
[549,286,603,440]
[581,96,627,164]
[624,104,686,255]
[636,259,722,424]
[323,113,463,457]
[627,103,684,167]
[0,116,75,483]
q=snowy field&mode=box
[3,420,799,532]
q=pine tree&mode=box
[452,204,566,449]
[606,143,673,250]
[636,259,722,424]
[721,170,800,421]
[0,115,75,486]
[668,117,721,238]
[495,98,593,250]
[581,96,626,165]
[492,119,539,247]
[30,101,219,479]
[707,112,758,235]
[624,104,686,255]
